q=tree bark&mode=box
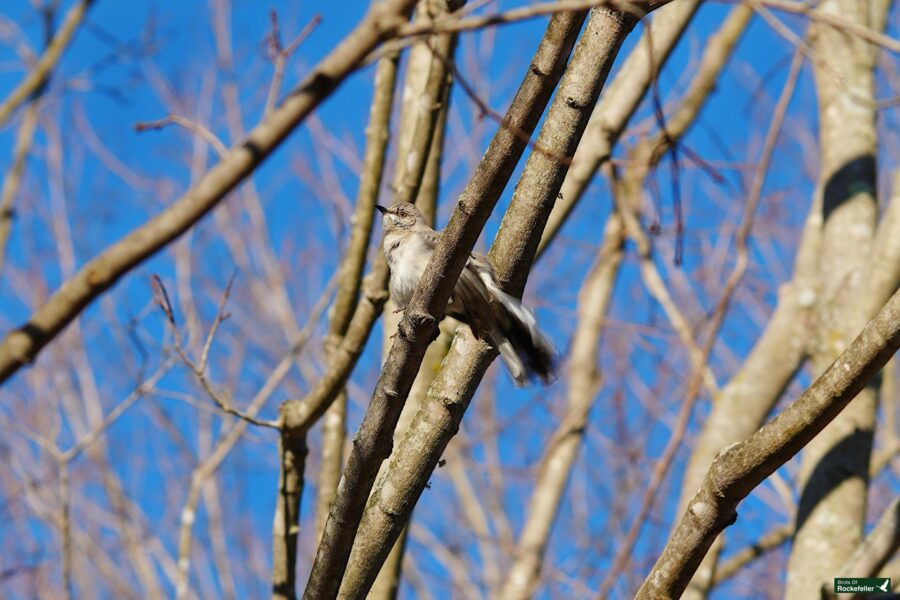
[302,9,590,599]
[636,287,900,600]
[272,421,308,600]
[821,496,900,600]
[333,7,639,598]
[315,8,404,545]
[371,1,462,595]
[496,210,624,600]
[0,0,420,384]
[785,0,882,595]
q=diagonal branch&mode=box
[0,0,420,385]
[821,496,900,600]
[334,6,641,598]
[710,523,793,586]
[0,0,96,128]
[635,287,900,600]
[301,8,595,599]
[538,0,703,255]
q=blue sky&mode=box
[1,0,898,598]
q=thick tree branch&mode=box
[539,0,703,255]
[370,2,463,595]
[302,8,595,599]
[333,7,639,598]
[635,287,900,600]
[786,0,882,593]
[314,10,404,544]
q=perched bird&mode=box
[376,202,555,386]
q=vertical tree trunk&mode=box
[785,0,881,596]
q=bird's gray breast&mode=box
[384,232,431,308]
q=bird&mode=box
[376,202,555,386]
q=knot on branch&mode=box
[434,393,457,410]
[530,62,549,78]
[565,96,587,110]
[724,510,738,528]
[373,12,406,39]
[707,441,743,499]
[399,310,438,341]
[86,264,113,288]
[279,399,307,433]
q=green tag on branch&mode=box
[833,578,892,594]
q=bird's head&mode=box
[375,202,424,233]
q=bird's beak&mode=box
[374,205,388,215]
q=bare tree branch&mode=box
[135,115,229,158]
[333,6,640,598]
[539,0,703,255]
[822,496,900,600]
[272,415,308,600]
[314,4,404,543]
[0,100,39,274]
[786,0,883,593]
[635,287,900,600]
[497,207,625,600]
[370,1,463,595]
[302,7,597,598]
[0,0,95,127]
[0,0,420,385]
[711,523,793,586]
[597,42,799,600]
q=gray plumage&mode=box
[376,202,555,386]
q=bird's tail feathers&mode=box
[483,279,556,386]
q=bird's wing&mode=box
[412,232,511,339]
[448,251,512,339]
[418,229,440,249]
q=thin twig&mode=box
[754,0,900,54]
[265,12,323,117]
[135,114,229,158]
[198,271,237,371]
[710,523,793,585]
[153,274,281,429]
